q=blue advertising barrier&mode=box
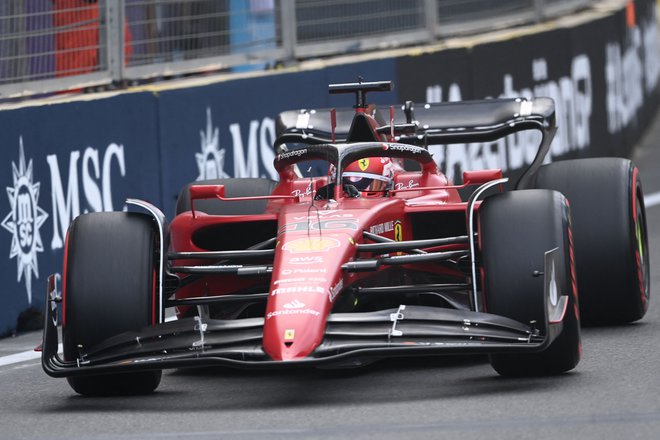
[394,2,660,185]
[0,92,161,335]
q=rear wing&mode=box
[276,97,555,145]
[275,97,557,188]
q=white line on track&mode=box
[645,191,660,208]
[0,344,61,368]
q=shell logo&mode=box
[283,237,341,253]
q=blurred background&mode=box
[0,0,592,100]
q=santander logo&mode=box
[283,299,306,309]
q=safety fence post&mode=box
[425,0,439,42]
[101,0,125,83]
[280,0,298,64]
[534,0,547,22]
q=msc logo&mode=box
[195,107,278,180]
[1,138,48,304]
[196,107,230,180]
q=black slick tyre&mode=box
[63,212,162,396]
[527,158,650,325]
[479,190,581,376]
[176,178,277,216]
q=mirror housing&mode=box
[462,169,503,186]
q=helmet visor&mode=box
[342,172,390,192]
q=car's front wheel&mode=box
[479,190,581,376]
[63,212,162,396]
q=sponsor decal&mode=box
[383,144,424,154]
[278,149,308,160]
[395,179,420,190]
[279,218,359,234]
[283,299,306,309]
[292,211,352,220]
[358,158,370,171]
[274,277,306,285]
[394,221,403,242]
[281,268,328,275]
[329,279,344,302]
[393,220,404,255]
[2,139,49,304]
[274,277,327,285]
[284,329,295,340]
[283,237,340,253]
[266,308,321,320]
[369,221,394,235]
[288,256,324,265]
[271,286,325,295]
[291,183,313,197]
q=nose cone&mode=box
[265,296,326,361]
[263,235,353,361]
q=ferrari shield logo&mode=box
[284,329,295,340]
[394,221,403,241]
[358,158,370,171]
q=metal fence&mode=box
[0,0,593,100]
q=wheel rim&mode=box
[635,194,650,303]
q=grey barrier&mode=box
[0,0,592,99]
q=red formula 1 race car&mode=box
[42,80,650,395]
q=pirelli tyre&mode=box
[63,212,162,396]
[524,158,650,325]
[479,190,581,376]
[176,178,278,216]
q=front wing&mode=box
[42,279,564,377]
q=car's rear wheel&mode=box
[526,158,650,325]
[176,178,277,216]
[63,212,162,396]
[479,190,581,376]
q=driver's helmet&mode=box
[342,157,395,194]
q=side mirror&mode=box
[462,169,503,186]
[189,185,225,217]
